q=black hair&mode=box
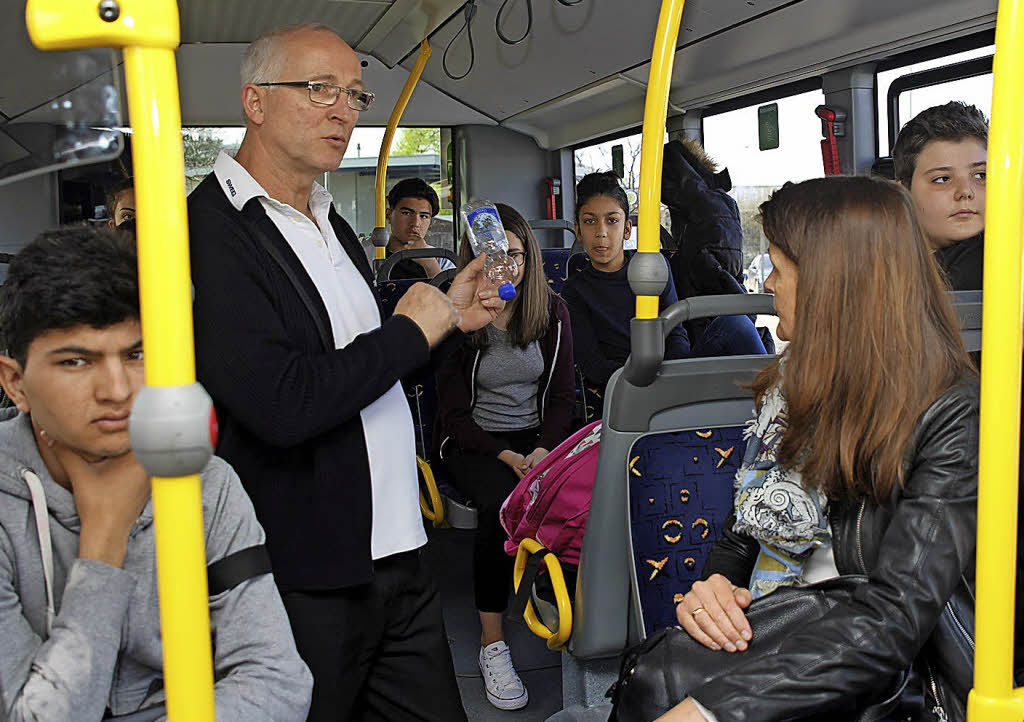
[575,171,629,221]
[892,101,988,187]
[387,177,440,217]
[0,226,139,366]
[105,176,134,221]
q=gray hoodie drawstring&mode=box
[21,469,55,637]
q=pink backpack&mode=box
[500,420,602,566]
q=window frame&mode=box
[699,77,823,125]
[884,56,993,152]
[570,124,644,184]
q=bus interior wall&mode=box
[457,124,567,249]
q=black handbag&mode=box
[608,575,912,722]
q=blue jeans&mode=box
[690,314,767,358]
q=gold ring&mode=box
[691,607,707,618]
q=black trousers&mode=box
[282,550,466,722]
[444,426,540,613]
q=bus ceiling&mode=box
[168,0,996,149]
[2,0,998,174]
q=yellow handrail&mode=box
[969,0,1024,718]
[25,2,215,721]
[634,0,686,320]
[373,40,433,261]
[416,456,447,528]
[513,538,573,650]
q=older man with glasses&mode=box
[187,23,500,722]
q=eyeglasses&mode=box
[255,81,375,111]
[508,250,527,267]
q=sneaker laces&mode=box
[483,645,521,690]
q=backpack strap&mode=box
[239,201,334,352]
[207,544,273,596]
[509,545,554,620]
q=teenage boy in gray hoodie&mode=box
[0,226,312,721]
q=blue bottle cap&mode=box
[498,283,517,301]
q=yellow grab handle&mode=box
[513,538,573,650]
[969,0,1024,718]
[25,2,215,721]
[373,40,433,261]
[635,0,686,320]
[417,456,447,528]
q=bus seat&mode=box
[567,251,590,279]
[542,248,572,294]
[375,247,458,284]
[563,290,981,688]
[545,294,777,717]
[378,275,479,530]
[871,156,896,180]
[953,290,982,354]
[404,371,479,530]
[530,219,576,247]
[533,219,577,295]
[377,278,419,320]
[628,424,746,635]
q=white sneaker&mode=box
[478,641,529,710]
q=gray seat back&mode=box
[570,290,982,659]
[571,294,775,659]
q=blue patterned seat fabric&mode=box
[542,249,572,295]
[377,278,420,321]
[629,424,746,635]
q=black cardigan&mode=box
[188,173,457,591]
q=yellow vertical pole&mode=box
[123,46,216,722]
[373,40,433,261]
[968,0,1024,720]
[635,0,686,319]
[25,2,215,721]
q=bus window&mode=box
[573,131,671,250]
[876,45,994,156]
[702,88,826,273]
[182,126,454,253]
[702,87,824,349]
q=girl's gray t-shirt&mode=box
[472,325,544,432]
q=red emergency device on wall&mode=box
[815,105,847,176]
[544,178,561,220]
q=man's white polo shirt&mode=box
[213,152,426,560]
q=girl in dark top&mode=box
[562,172,765,398]
[435,203,576,712]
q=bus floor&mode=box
[424,525,565,721]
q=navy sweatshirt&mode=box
[561,253,690,387]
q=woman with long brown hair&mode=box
[656,176,978,721]
[435,203,576,711]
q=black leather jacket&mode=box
[693,379,979,722]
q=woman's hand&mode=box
[520,447,550,471]
[498,449,528,479]
[676,573,753,652]
[654,698,710,722]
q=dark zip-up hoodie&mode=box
[436,294,576,458]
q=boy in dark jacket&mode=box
[892,101,987,291]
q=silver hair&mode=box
[240,23,342,87]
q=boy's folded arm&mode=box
[1,549,135,722]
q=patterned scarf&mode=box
[733,384,831,599]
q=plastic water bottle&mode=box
[461,201,518,301]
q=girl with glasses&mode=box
[435,203,576,711]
